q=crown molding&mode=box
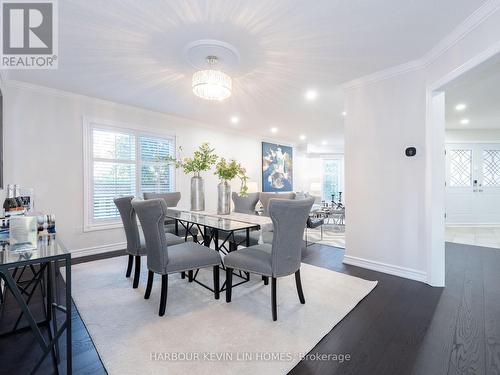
[421,0,500,66]
[343,0,500,90]
[343,59,424,90]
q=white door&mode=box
[446,143,500,225]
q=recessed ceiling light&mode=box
[305,90,318,101]
[460,118,470,125]
[299,134,307,141]
[342,111,347,117]
[321,140,328,146]
[270,127,278,133]
[455,103,467,111]
[230,116,240,124]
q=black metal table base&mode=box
[173,218,256,293]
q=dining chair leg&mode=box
[181,271,186,279]
[295,269,306,304]
[271,277,277,321]
[262,276,269,285]
[126,255,133,277]
[132,256,141,288]
[188,270,193,282]
[159,275,168,316]
[213,266,220,300]
[225,268,233,303]
[144,271,154,299]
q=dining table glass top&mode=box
[165,209,261,232]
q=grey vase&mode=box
[217,180,231,215]
[190,174,205,211]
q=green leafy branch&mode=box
[165,142,218,175]
[215,158,249,196]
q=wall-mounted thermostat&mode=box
[405,147,417,157]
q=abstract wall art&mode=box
[262,142,293,192]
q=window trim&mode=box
[83,117,176,232]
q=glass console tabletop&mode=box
[0,236,69,268]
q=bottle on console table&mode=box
[3,184,27,215]
[3,185,20,213]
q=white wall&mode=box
[344,3,500,285]
[1,81,270,254]
[344,70,428,280]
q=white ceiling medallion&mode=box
[184,40,239,101]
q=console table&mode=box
[0,236,71,374]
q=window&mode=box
[85,120,175,230]
[448,149,472,187]
[483,150,500,187]
[322,158,344,202]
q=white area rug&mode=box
[71,257,377,374]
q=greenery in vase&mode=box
[166,142,218,175]
[214,158,249,196]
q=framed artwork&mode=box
[262,142,293,192]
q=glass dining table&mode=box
[165,208,266,291]
[0,235,72,374]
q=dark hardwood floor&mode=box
[1,242,499,375]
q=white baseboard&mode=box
[343,255,427,283]
[71,242,126,258]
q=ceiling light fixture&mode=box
[299,134,307,141]
[342,111,347,117]
[270,127,278,134]
[455,103,467,111]
[230,116,240,124]
[192,56,232,101]
[460,118,470,125]
[321,140,328,146]
[305,90,318,101]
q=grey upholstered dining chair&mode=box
[232,192,296,247]
[259,192,296,216]
[224,197,314,321]
[143,191,181,207]
[143,191,199,241]
[220,192,260,247]
[232,192,260,215]
[114,196,185,289]
[132,198,222,316]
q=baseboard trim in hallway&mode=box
[343,255,427,283]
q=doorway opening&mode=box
[428,51,500,286]
[443,55,500,249]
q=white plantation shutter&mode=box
[139,136,175,193]
[88,125,175,226]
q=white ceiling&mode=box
[7,0,487,146]
[446,54,500,130]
